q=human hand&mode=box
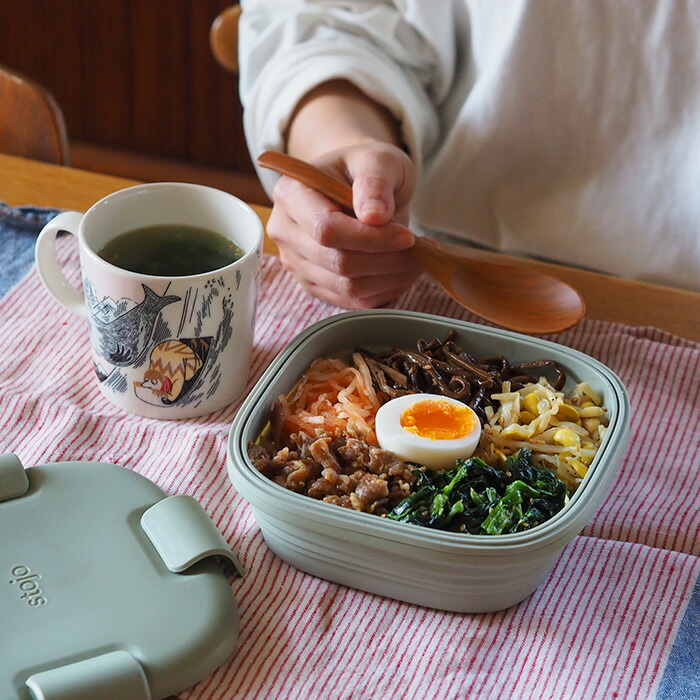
[265,142,422,309]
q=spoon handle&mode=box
[257,151,354,208]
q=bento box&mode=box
[227,310,629,613]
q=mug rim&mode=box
[78,182,263,281]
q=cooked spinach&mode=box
[386,450,570,535]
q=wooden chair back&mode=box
[210,4,242,73]
[0,64,70,165]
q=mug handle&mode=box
[35,211,87,317]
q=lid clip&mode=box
[25,650,151,700]
[141,495,245,576]
[0,453,29,502]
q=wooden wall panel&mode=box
[0,1,253,173]
[43,3,85,135]
[78,2,133,146]
[130,0,187,155]
[188,0,247,167]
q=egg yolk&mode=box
[400,399,477,440]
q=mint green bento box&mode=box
[227,310,630,613]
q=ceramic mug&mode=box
[35,182,263,419]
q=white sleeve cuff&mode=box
[241,39,440,194]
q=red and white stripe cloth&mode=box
[2,236,698,699]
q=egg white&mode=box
[374,393,481,471]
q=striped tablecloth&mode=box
[1,205,699,700]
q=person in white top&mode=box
[238,0,700,307]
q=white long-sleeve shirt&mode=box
[239,0,700,292]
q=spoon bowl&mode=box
[257,151,585,334]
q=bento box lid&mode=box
[0,453,242,700]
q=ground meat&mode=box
[322,494,353,508]
[334,438,370,470]
[249,444,302,480]
[388,478,413,504]
[306,467,359,499]
[247,434,416,515]
[247,443,271,473]
[308,438,341,470]
[350,473,389,513]
[306,474,338,499]
[280,459,322,492]
[367,445,409,477]
[335,438,407,476]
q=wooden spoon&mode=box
[257,151,586,334]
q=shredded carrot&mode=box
[280,354,382,443]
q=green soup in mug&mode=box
[98,224,244,276]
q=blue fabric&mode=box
[0,202,61,297]
[657,572,700,699]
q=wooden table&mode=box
[2,152,698,342]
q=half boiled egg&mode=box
[374,393,481,471]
